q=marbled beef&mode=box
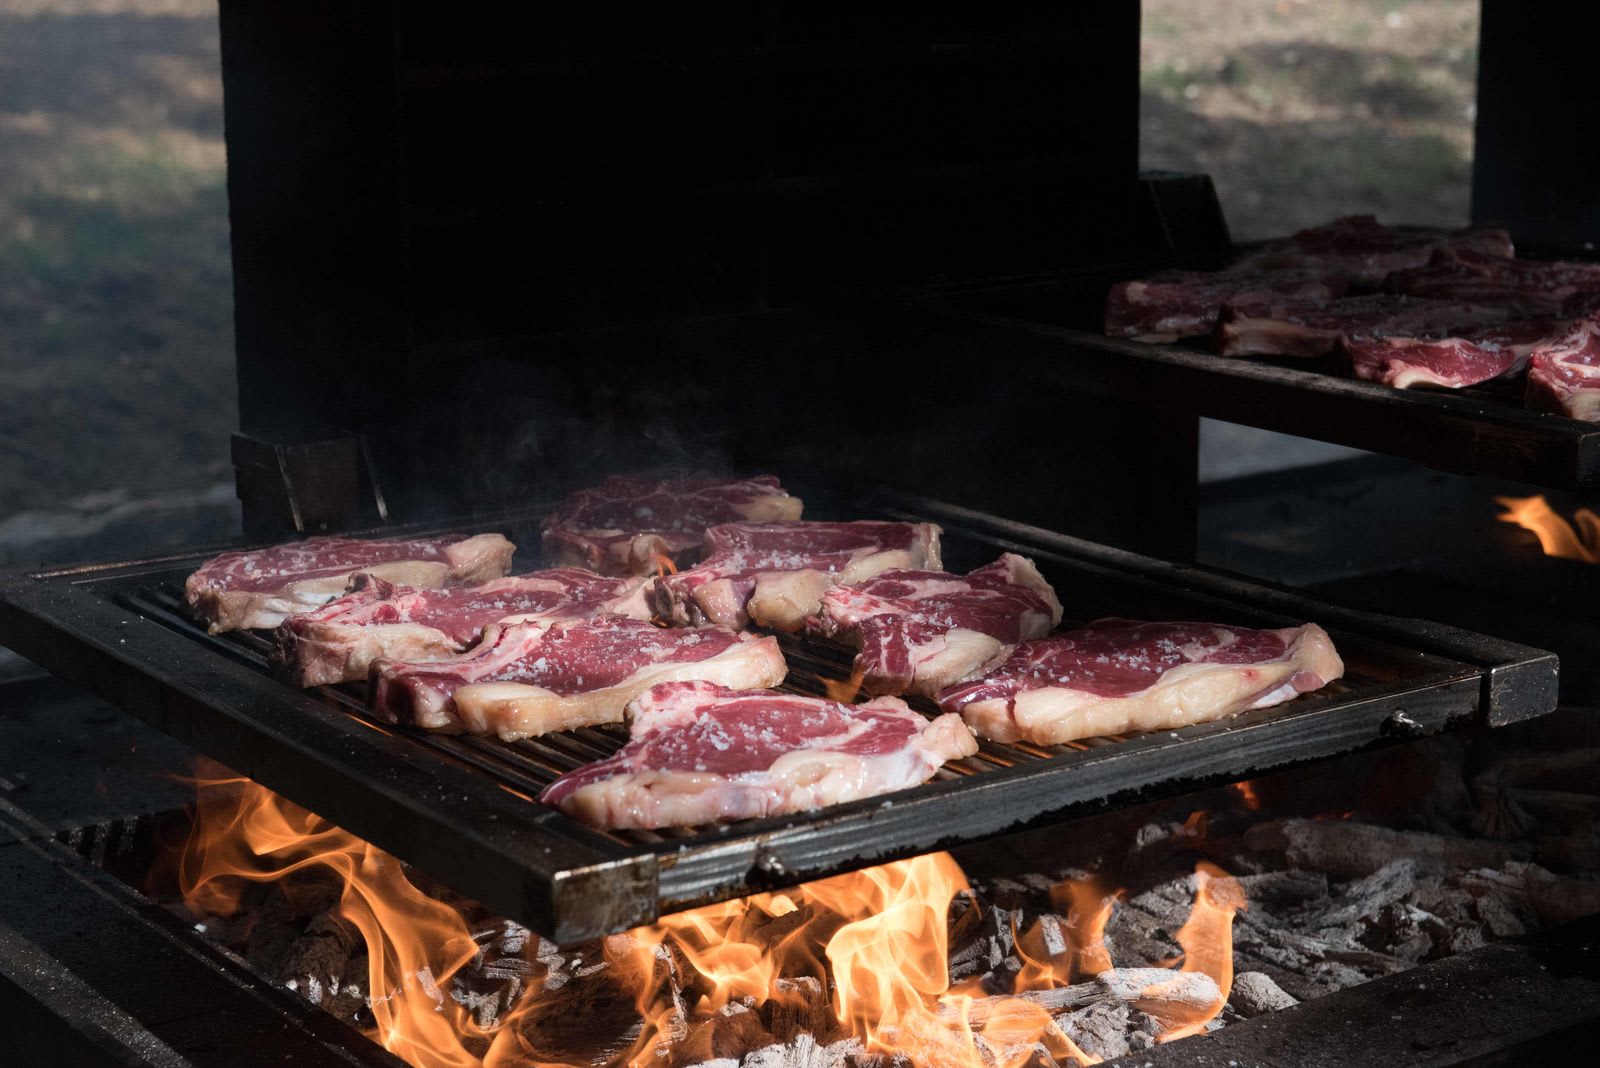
[1341,317,1570,390]
[1381,249,1600,317]
[652,520,943,632]
[541,475,803,576]
[938,619,1343,746]
[1216,293,1510,359]
[1104,269,1347,343]
[185,533,515,634]
[1526,320,1600,421]
[812,553,1063,697]
[539,681,977,829]
[274,569,652,687]
[1230,216,1514,287]
[369,617,786,740]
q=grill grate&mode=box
[0,492,1558,942]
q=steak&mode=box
[652,520,943,632]
[1104,269,1348,343]
[185,533,515,634]
[1231,215,1514,287]
[1341,317,1568,390]
[1216,293,1511,359]
[274,570,652,687]
[937,619,1344,746]
[541,475,803,576]
[1526,321,1600,421]
[369,617,786,740]
[811,553,1063,697]
[1381,249,1600,316]
[538,681,978,829]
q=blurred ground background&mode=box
[0,0,1480,563]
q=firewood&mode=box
[1458,861,1600,925]
[1244,819,1531,877]
[937,967,1220,1024]
[277,910,358,1005]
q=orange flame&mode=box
[1160,862,1246,1042]
[1231,780,1262,811]
[1495,495,1600,564]
[651,553,679,577]
[821,666,866,704]
[180,772,1243,1068]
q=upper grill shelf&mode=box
[0,491,1557,942]
[908,262,1600,492]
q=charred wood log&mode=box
[1245,819,1532,877]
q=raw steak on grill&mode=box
[1525,321,1600,421]
[1216,293,1511,359]
[541,475,803,576]
[538,681,977,829]
[937,618,1343,746]
[1381,249,1600,317]
[369,617,786,740]
[1230,215,1514,287]
[274,570,652,687]
[1103,269,1348,343]
[1340,317,1570,390]
[652,520,943,632]
[811,553,1063,697]
[185,533,515,634]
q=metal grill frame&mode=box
[0,491,1557,942]
[904,264,1600,492]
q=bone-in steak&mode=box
[1381,249,1600,316]
[938,619,1344,746]
[1526,321,1600,421]
[539,681,978,829]
[274,570,652,687]
[1216,293,1511,359]
[1104,269,1348,343]
[811,553,1063,697]
[185,533,515,634]
[541,475,803,576]
[1230,216,1514,287]
[1341,317,1571,390]
[369,617,786,740]
[652,520,943,632]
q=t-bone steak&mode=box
[1525,320,1600,421]
[1230,216,1514,287]
[811,553,1063,697]
[541,475,803,576]
[1104,269,1348,343]
[185,533,515,634]
[1216,293,1511,359]
[652,520,943,632]
[1340,316,1573,390]
[368,617,786,740]
[538,680,978,829]
[937,618,1344,746]
[273,570,652,687]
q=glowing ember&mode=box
[178,772,1243,1068]
[1231,780,1263,811]
[1495,495,1600,564]
[821,667,866,704]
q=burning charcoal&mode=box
[277,911,358,1006]
[1226,971,1298,1018]
[1235,869,1330,908]
[1309,858,1421,927]
[742,1034,860,1068]
[1245,819,1532,877]
[1459,861,1600,925]
[1472,891,1528,939]
[1057,1000,1131,1061]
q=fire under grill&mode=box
[0,489,1557,943]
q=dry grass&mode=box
[1142,0,1479,239]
